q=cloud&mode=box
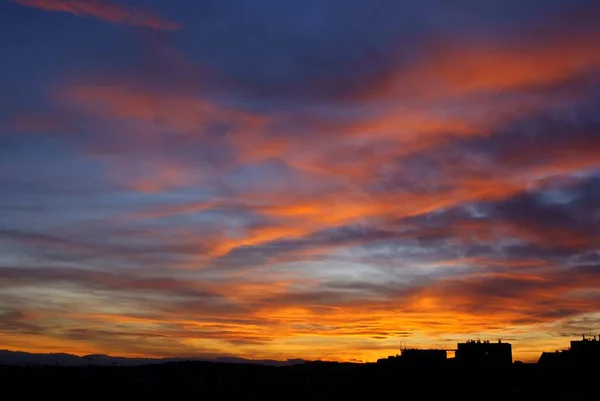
[3,0,600,362]
[0,309,45,335]
[0,114,66,135]
[419,266,600,326]
[340,3,600,104]
[50,88,597,273]
[52,84,270,192]
[13,0,181,30]
[373,35,600,102]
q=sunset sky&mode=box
[1,0,600,363]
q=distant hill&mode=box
[0,349,306,367]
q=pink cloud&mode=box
[14,0,181,30]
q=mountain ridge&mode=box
[0,349,307,367]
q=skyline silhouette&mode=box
[2,336,600,399]
[1,0,600,364]
[2,335,598,367]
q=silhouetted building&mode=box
[569,335,600,357]
[538,335,600,367]
[400,348,447,367]
[376,348,447,367]
[455,340,512,367]
[538,350,570,366]
[376,355,400,365]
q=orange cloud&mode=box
[14,0,181,30]
[61,86,266,131]
[361,25,600,102]
[57,84,269,192]
[2,261,600,362]
[108,159,586,267]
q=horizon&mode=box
[1,0,600,365]
[0,346,310,363]
[0,333,590,364]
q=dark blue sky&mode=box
[1,0,599,361]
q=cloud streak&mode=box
[13,0,181,30]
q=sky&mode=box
[0,0,599,363]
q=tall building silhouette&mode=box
[455,339,512,367]
[538,335,600,367]
[400,348,447,367]
[376,348,447,367]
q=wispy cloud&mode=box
[14,0,181,30]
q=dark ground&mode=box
[0,361,597,400]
